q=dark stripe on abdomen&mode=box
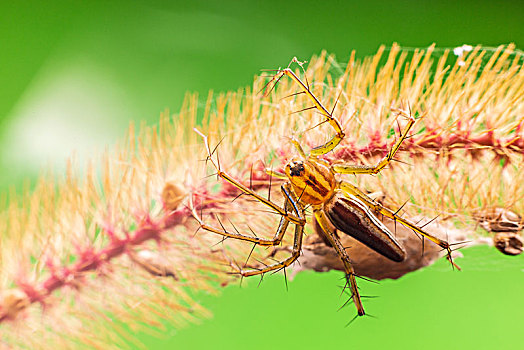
[324,191,406,262]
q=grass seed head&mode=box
[0,44,523,348]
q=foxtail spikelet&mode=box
[0,44,523,348]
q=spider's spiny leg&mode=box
[332,111,415,175]
[240,220,304,277]
[240,184,306,277]
[339,182,459,270]
[288,137,307,158]
[279,68,345,156]
[265,168,287,180]
[194,128,304,226]
[191,195,290,247]
[314,209,365,316]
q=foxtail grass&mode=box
[0,44,523,348]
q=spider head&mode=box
[286,159,306,177]
[284,158,336,205]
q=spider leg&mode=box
[194,128,305,226]
[339,181,459,270]
[240,212,304,277]
[288,137,307,158]
[332,112,416,175]
[265,169,287,180]
[314,209,365,316]
[192,184,303,247]
[277,68,345,156]
[201,182,306,277]
[240,185,306,275]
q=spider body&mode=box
[285,158,335,205]
[286,153,406,263]
[193,64,457,318]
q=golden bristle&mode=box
[0,44,523,348]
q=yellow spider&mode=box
[192,61,457,317]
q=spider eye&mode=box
[288,162,305,177]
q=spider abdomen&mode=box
[324,191,406,262]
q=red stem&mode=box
[2,128,520,322]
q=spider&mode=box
[192,61,457,317]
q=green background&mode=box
[1,1,523,349]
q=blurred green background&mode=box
[1,1,523,349]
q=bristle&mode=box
[0,44,523,347]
